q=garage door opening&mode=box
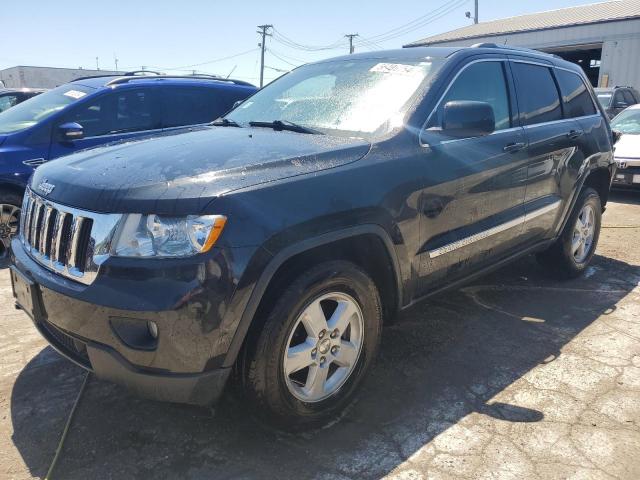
[541,43,602,87]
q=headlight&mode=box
[112,214,226,258]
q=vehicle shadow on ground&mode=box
[9,253,640,479]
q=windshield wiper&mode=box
[211,117,242,127]
[248,120,322,135]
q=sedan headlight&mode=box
[112,214,226,258]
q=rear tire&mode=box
[241,260,382,429]
[536,187,601,279]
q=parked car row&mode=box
[0,73,257,259]
[610,104,640,188]
[9,44,618,428]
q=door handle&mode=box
[567,129,583,139]
[503,142,526,153]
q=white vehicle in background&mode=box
[611,104,640,189]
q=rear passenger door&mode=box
[416,57,529,295]
[509,59,587,243]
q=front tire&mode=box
[241,260,382,429]
[536,187,602,278]
[0,191,23,266]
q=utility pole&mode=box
[345,34,359,54]
[257,24,273,88]
[114,54,119,72]
[466,1,479,24]
[96,57,100,70]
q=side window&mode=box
[555,69,597,118]
[511,63,562,126]
[162,87,228,128]
[0,94,19,113]
[433,61,511,130]
[613,91,626,108]
[622,90,636,106]
[67,90,159,137]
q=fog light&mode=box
[147,320,158,339]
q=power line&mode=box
[153,48,259,71]
[267,48,301,68]
[364,0,469,43]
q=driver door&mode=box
[50,89,161,160]
[415,58,529,296]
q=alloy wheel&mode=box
[0,203,20,259]
[572,204,595,263]
[283,292,364,403]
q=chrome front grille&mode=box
[20,189,122,285]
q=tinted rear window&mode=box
[511,63,562,126]
[555,69,597,118]
[162,86,245,128]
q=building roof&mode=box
[405,0,640,47]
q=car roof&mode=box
[70,75,256,90]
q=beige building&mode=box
[406,0,640,90]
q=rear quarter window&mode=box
[555,69,597,118]
[511,62,562,126]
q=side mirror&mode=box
[442,100,495,138]
[612,129,623,145]
[58,122,84,142]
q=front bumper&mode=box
[9,238,250,406]
[612,165,640,188]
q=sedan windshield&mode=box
[611,108,640,134]
[227,57,444,136]
[0,84,94,133]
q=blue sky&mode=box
[2,0,598,84]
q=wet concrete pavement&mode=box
[1,191,639,479]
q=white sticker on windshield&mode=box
[63,90,87,100]
[370,63,425,76]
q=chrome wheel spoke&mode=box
[327,299,358,334]
[333,340,358,367]
[301,301,328,339]
[285,339,315,375]
[304,364,329,398]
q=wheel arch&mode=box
[223,225,403,368]
[583,166,612,209]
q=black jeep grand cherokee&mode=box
[11,45,615,427]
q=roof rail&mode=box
[123,70,162,76]
[105,75,255,87]
[470,43,559,58]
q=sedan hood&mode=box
[30,126,370,214]
[614,134,640,160]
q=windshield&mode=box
[611,108,640,135]
[596,92,612,107]
[0,84,94,134]
[227,58,444,136]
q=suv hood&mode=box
[0,134,7,146]
[30,126,370,214]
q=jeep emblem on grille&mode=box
[37,179,55,195]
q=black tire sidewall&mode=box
[246,260,382,427]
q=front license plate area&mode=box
[10,266,44,322]
[633,174,640,184]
